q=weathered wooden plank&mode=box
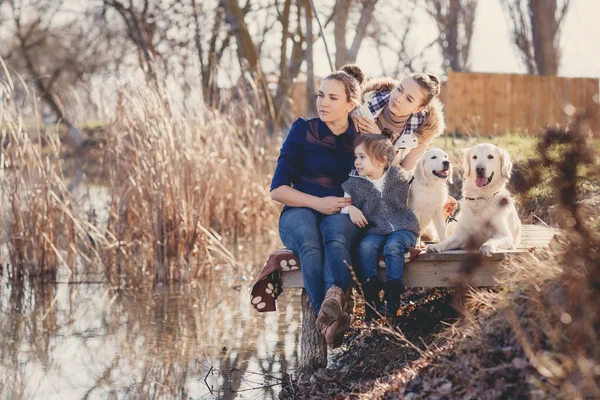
[282,258,506,288]
[281,225,558,289]
[381,260,503,287]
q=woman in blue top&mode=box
[270,64,365,348]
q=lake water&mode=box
[0,275,301,399]
[0,181,304,399]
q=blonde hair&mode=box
[323,64,364,106]
[409,72,441,107]
[354,134,395,168]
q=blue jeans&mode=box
[356,230,417,283]
[279,208,361,315]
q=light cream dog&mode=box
[394,132,419,165]
[408,148,453,247]
[426,143,522,257]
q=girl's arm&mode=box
[400,142,428,171]
[347,205,368,228]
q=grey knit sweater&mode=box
[342,166,419,236]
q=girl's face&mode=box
[317,79,354,124]
[388,77,426,117]
[354,144,386,179]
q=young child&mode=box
[341,134,419,320]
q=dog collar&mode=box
[465,191,500,201]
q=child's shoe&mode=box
[380,279,406,317]
[361,278,382,322]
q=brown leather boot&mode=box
[316,286,345,333]
[323,311,351,348]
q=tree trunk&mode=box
[530,0,559,75]
[304,0,317,118]
[447,0,460,71]
[224,0,259,70]
[333,0,351,69]
[299,289,327,374]
[346,0,378,64]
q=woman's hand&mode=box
[348,206,368,228]
[444,196,458,219]
[314,196,352,215]
[354,117,381,134]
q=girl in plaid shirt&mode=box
[353,73,446,171]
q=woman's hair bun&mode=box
[340,64,365,85]
[427,73,441,96]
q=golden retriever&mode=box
[408,148,453,247]
[426,143,521,257]
[394,132,419,165]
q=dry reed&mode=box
[102,80,280,286]
[0,62,103,281]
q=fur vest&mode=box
[342,166,420,236]
[361,77,446,145]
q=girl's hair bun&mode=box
[340,64,365,85]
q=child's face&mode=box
[354,144,386,179]
[388,77,425,117]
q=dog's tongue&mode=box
[436,170,448,178]
[475,176,488,187]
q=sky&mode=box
[308,0,600,80]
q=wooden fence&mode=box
[442,71,600,135]
[292,71,600,135]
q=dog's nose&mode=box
[476,165,486,176]
[442,160,450,168]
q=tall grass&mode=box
[0,64,103,281]
[1,63,281,285]
[102,82,280,286]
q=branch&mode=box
[346,0,379,64]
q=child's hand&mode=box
[444,196,458,219]
[349,206,368,228]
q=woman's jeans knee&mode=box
[279,208,324,314]
[320,213,361,292]
[279,208,361,315]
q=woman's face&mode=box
[317,79,354,123]
[388,77,426,117]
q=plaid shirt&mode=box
[366,91,426,135]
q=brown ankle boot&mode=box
[316,286,345,333]
[323,311,351,348]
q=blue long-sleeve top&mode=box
[270,117,357,213]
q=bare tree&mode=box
[502,0,570,75]
[191,0,233,107]
[101,0,160,82]
[332,0,380,69]
[2,0,111,146]
[368,2,438,77]
[425,0,477,72]
[303,0,316,117]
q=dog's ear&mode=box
[416,156,428,185]
[462,147,472,179]
[500,148,513,179]
[448,159,454,184]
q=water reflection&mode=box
[0,277,300,399]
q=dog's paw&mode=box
[479,243,495,257]
[426,244,441,253]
